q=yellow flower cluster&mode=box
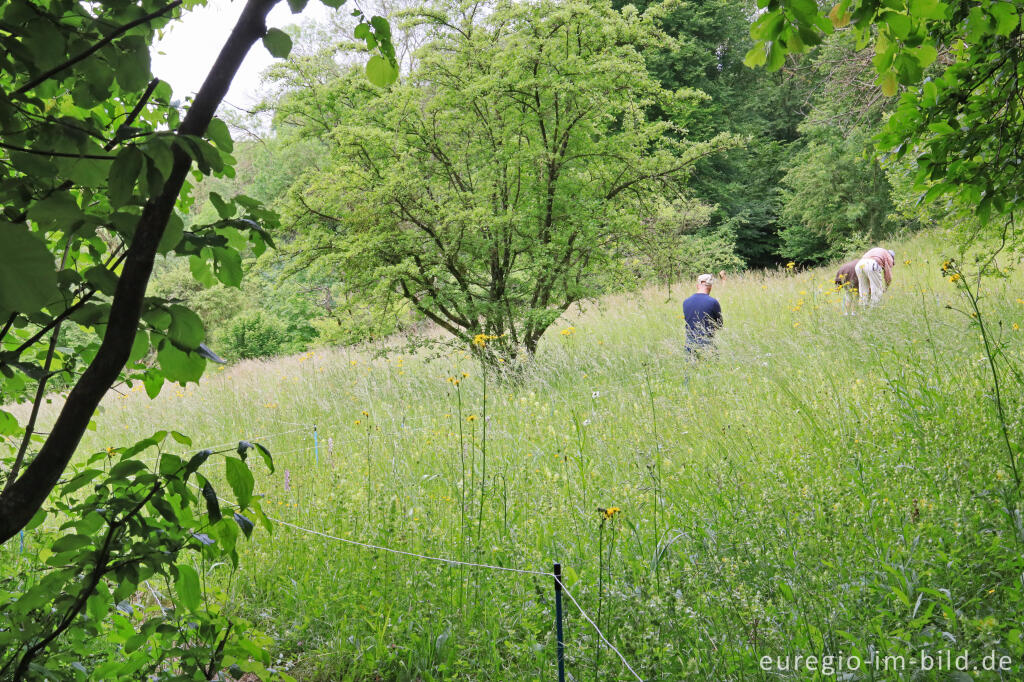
[598,506,621,520]
[560,326,577,336]
[786,262,795,270]
[472,333,498,348]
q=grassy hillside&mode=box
[9,232,1024,680]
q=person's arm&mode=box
[883,262,893,286]
[713,301,723,327]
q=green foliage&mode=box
[0,0,397,676]
[0,432,280,681]
[618,0,807,266]
[625,199,743,291]
[281,0,739,358]
[219,311,288,360]
[750,0,1024,236]
[777,127,896,263]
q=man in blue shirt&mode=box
[682,273,723,351]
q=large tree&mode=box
[283,0,737,358]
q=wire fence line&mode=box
[182,480,645,681]
[558,580,645,682]
[268,513,646,681]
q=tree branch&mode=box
[0,0,283,546]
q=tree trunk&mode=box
[0,0,283,546]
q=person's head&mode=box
[887,249,896,261]
[697,273,714,293]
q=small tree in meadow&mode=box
[283,0,739,359]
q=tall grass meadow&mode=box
[4,231,1023,680]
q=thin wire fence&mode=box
[188,479,646,681]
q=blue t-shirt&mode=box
[682,293,722,345]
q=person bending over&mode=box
[834,259,860,315]
[854,247,895,306]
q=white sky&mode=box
[151,0,335,109]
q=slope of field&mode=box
[11,232,1024,680]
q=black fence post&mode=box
[554,562,566,682]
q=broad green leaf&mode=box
[157,340,206,384]
[142,139,175,182]
[370,15,391,39]
[788,0,817,20]
[765,42,785,71]
[205,117,233,152]
[254,442,274,474]
[880,11,912,39]
[174,564,201,613]
[744,45,768,68]
[263,28,292,58]
[913,43,938,68]
[142,369,164,398]
[366,55,398,86]
[909,0,946,20]
[108,146,144,208]
[28,192,83,227]
[0,409,19,436]
[225,457,255,508]
[209,192,235,219]
[128,329,150,363]
[171,431,192,446]
[990,3,1019,36]
[115,36,151,92]
[211,516,239,553]
[213,247,243,287]
[84,265,119,296]
[167,304,205,348]
[189,254,217,288]
[0,224,59,315]
[51,534,91,554]
[157,212,185,254]
[879,71,899,96]
[61,469,104,496]
[287,0,308,12]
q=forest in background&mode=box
[153,0,935,361]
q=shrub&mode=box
[219,312,287,360]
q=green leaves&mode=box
[156,340,206,384]
[225,457,255,508]
[366,55,398,86]
[108,146,144,208]
[167,304,205,349]
[174,564,201,613]
[263,28,293,59]
[0,224,59,315]
[206,118,234,153]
